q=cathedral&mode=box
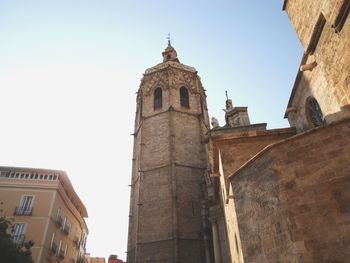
[127,0,350,262]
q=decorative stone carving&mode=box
[170,68,197,93]
[142,70,169,95]
[225,99,233,110]
[211,117,220,129]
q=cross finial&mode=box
[167,33,171,47]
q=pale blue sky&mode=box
[0,0,302,260]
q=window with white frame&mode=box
[58,240,62,256]
[50,232,58,253]
[55,207,63,226]
[13,223,25,244]
[16,195,33,215]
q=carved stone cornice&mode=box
[141,64,201,96]
[141,70,169,95]
[144,61,196,75]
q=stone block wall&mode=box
[230,118,350,262]
[285,0,350,130]
[127,57,210,262]
[209,126,296,262]
[286,55,341,132]
[173,112,207,166]
[141,113,171,170]
[211,127,295,181]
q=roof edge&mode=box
[284,53,308,118]
[229,117,350,180]
[144,61,197,75]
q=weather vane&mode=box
[167,33,171,46]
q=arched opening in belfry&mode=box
[180,86,189,108]
[154,87,163,110]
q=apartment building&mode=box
[0,166,88,263]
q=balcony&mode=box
[63,224,70,235]
[12,234,25,245]
[49,243,57,254]
[55,215,63,227]
[58,249,65,260]
[14,206,33,216]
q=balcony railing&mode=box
[58,249,65,259]
[14,206,33,216]
[49,243,57,254]
[55,215,63,227]
[13,234,25,245]
[63,224,70,235]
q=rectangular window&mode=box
[55,207,63,226]
[334,0,350,32]
[20,195,33,209]
[307,13,326,54]
[13,223,25,244]
[50,232,56,249]
[58,240,62,256]
[63,217,70,234]
[56,207,61,218]
[15,195,34,216]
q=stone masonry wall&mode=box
[174,112,207,166]
[141,113,171,170]
[230,118,350,262]
[286,55,341,132]
[212,127,295,181]
[285,0,350,130]
[127,59,210,263]
[210,127,295,262]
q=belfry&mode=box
[127,43,212,262]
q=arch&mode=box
[180,86,189,108]
[306,96,324,127]
[154,87,162,110]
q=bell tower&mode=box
[127,42,212,263]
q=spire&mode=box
[162,34,179,63]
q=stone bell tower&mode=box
[127,41,212,263]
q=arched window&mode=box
[154,87,162,110]
[180,86,189,108]
[306,96,324,127]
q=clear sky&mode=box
[0,0,303,261]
